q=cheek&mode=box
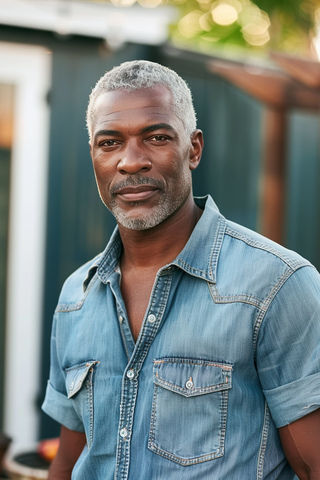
[166,156,191,183]
[92,167,112,201]
[92,160,112,183]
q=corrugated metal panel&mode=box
[286,110,320,267]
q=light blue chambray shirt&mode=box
[42,195,320,480]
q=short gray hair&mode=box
[86,60,197,140]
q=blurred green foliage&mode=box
[168,0,320,55]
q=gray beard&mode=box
[111,200,174,230]
[106,175,191,230]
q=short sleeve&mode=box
[41,315,85,432]
[256,265,320,428]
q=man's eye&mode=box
[150,135,169,142]
[101,140,119,147]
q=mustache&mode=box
[111,176,164,195]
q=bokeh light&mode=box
[239,5,270,46]
[199,12,213,31]
[212,4,239,26]
[178,10,204,37]
[138,0,163,8]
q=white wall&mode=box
[0,41,51,453]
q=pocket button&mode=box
[185,379,194,390]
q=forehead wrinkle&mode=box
[97,106,170,121]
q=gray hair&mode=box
[86,60,197,140]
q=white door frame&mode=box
[0,41,51,452]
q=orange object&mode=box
[37,437,60,462]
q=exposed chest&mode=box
[120,268,158,341]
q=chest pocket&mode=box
[148,358,232,466]
[65,360,99,449]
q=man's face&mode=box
[90,85,200,230]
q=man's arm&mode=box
[48,425,86,480]
[279,408,320,480]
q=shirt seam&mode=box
[225,226,311,271]
[252,265,314,359]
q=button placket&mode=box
[115,270,173,480]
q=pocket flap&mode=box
[153,358,232,397]
[65,360,98,399]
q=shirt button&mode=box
[120,428,127,438]
[126,369,134,379]
[119,315,123,323]
[186,379,194,390]
[147,314,156,323]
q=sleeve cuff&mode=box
[41,381,85,432]
[263,372,320,428]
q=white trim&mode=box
[0,0,177,46]
[0,42,51,453]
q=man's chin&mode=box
[116,216,160,231]
[114,207,170,231]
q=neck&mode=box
[118,196,202,271]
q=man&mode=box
[42,60,320,479]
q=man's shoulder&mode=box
[224,219,311,271]
[211,218,316,306]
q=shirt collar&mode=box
[88,195,226,287]
[171,195,226,283]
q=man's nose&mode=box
[117,141,152,175]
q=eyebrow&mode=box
[94,129,121,139]
[94,123,175,142]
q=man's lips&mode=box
[114,185,159,201]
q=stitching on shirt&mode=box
[148,384,228,465]
[98,233,122,283]
[225,226,310,270]
[153,359,232,396]
[256,402,270,480]
[86,375,94,449]
[208,282,264,308]
[154,375,231,396]
[154,358,232,369]
[252,267,296,358]
[174,258,212,279]
[209,215,226,282]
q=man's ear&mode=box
[189,130,204,171]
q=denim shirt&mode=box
[42,195,320,480]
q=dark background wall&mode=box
[0,24,318,439]
[286,111,320,264]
